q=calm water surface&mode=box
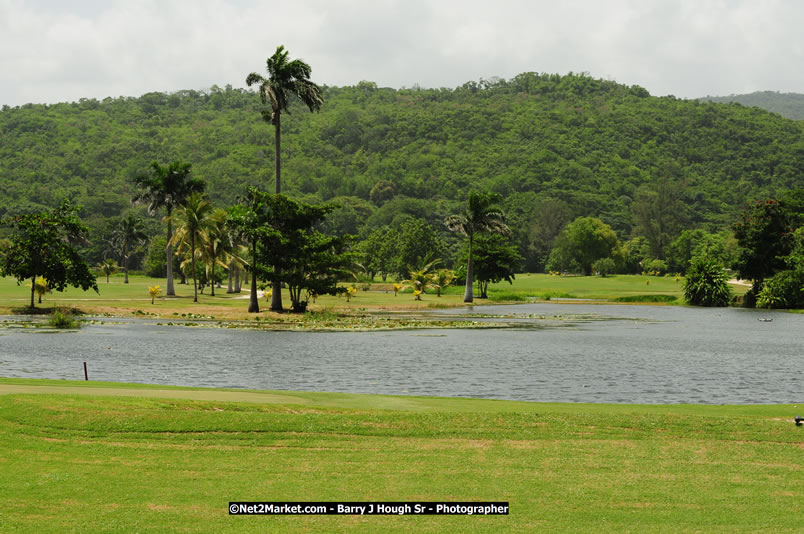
[1,304,801,404]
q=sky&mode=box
[1,0,802,107]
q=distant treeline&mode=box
[700,91,804,121]
[1,72,802,272]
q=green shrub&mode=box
[756,270,804,309]
[48,310,80,329]
[489,291,529,302]
[683,258,731,307]
[645,259,668,275]
[613,295,678,303]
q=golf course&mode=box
[1,378,801,533]
[1,274,800,532]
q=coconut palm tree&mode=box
[132,160,205,296]
[401,261,439,300]
[433,268,455,297]
[445,191,510,303]
[200,208,237,297]
[97,258,119,283]
[111,213,148,284]
[169,193,213,303]
[246,45,323,195]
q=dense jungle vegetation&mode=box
[1,72,802,276]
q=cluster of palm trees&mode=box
[133,162,245,303]
[400,262,456,300]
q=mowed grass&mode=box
[0,379,801,533]
[487,273,688,301]
[0,272,750,319]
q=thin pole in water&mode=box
[83,361,88,381]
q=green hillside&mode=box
[700,91,804,120]
[1,73,802,271]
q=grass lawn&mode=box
[0,378,801,533]
[0,273,750,321]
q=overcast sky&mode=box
[1,0,802,107]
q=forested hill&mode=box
[1,72,802,241]
[699,91,804,120]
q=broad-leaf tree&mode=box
[394,218,446,280]
[457,233,522,298]
[1,199,98,308]
[227,191,278,313]
[229,187,351,313]
[548,217,620,276]
[733,198,793,296]
[445,191,510,302]
[132,160,205,296]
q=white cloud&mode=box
[1,0,802,106]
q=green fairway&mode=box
[0,379,800,533]
[485,272,686,301]
[1,273,754,321]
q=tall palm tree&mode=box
[169,193,213,303]
[111,213,148,284]
[200,208,236,297]
[445,191,511,303]
[246,45,323,195]
[247,46,323,313]
[132,160,205,296]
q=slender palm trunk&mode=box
[210,252,216,296]
[165,210,175,296]
[270,114,284,312]
[464,235,474,303]
[248,239,259,313]
[124,241,130,284]
[191,235,198,303]
[274,114,281,195]
[235,266,241,293]
[30,275,36,308]
[227,261,234,293]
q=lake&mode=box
[1,303,801,404]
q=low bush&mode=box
[48,310,80,329]
[613,295,678,303]
[683,258,731,307]
[756,269,804,309]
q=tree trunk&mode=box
[235,266,241,293]
[274,114,281,194]
[227,261,234,293]
[464,235,474,303]
[166,213,175,296]
[248,240,259,313]
[270,275,283,312]
[210,253,215,296]
[191,235,198,303]
[124,241,130,284]
[30,275,36,308]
